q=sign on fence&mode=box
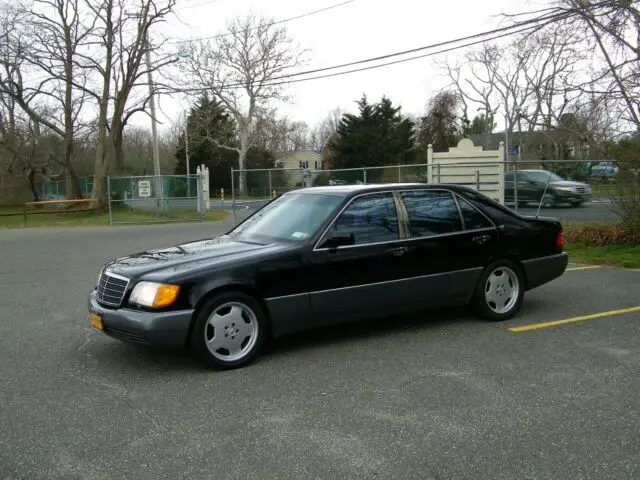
[107,174,204,225]
[138,180,151,198]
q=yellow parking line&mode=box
[566,266,602,272]
[509,306,640,332]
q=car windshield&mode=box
[228,192,344,243]
[534,171,565,182]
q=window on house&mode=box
[299,161,309,169]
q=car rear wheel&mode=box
[190,292,267,369]
[473,260,524,321]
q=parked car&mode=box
[504,169,592,207]
[89,184,568,369]
[590,161,619,178]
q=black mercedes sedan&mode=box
[89,184,568,369]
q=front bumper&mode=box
[553,190,592,203]
[522,252,569,291]
[88,290,194,347]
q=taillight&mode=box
[556,231,564,250]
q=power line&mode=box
[169,0,356,44]
[176,10,575,93]
[173,0,226,13]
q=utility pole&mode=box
[185,119,191,198]
[143,36,164,209]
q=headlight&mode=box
[555,186,574,192]
[129,281,180,308]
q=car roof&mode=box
[287,183,478,196]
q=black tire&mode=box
[190,291,268,369]
[472,259,525,321]
[571,200,583,208]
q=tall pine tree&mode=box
[330,95,415,179]
[175,94,237,191]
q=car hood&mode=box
[104,235,286,280]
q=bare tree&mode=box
[442,25,582,139]
[417,90,463,152]
[549,0,640,131]
[181,14,305,194]
[254,113,310,153]
[81,0,177,203]
[309,107,344,150]
[0,0,93,198]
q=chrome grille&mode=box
[575,187,586,193]
[96,271,129,307]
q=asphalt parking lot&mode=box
[1,220,639,480]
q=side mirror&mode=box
[321,233,355,249]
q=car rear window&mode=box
[456,196,494,230]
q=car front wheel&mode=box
[190,292,267,369]
[473,260,524,321]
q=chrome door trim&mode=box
[265,267,484,300]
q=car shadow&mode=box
[83,339,207,373]
[82,307,486,372]
[264,306,481,358]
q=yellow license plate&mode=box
[89,312,103,330]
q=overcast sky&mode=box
[146,0,536,133]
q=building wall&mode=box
[275,151,323,170]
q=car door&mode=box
[516,171,543,203]
[395,189,499,309]
[307,191,413,326]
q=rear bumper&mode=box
[88,290,193,347]
[522,252,569,291]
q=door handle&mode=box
[472,234,492,244]
[388,246,409,256]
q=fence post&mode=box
[107,176,113,225]
[198,173,204,222]
[231,167,236,226]
[398,165,402,183]
[363,169,367,184]
[130,178,135,213]
[514,150,520,212]
[268,169,272,200]
[476,170,480,191]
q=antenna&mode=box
[535,171,553,218]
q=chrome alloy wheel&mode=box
[204,302,259,362]
[484,266,520,314]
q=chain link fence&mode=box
[230,160,636,228]
[106,175,204,225]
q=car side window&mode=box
[400,191,462,237]
[330,193,399,245]
[456,196,494,230]
[505,172,514,182]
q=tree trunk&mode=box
[237,149,247,196]
[66,164,83,200]
[28,170,40,201]
[91,136,108,208]
[112,128,125,175]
